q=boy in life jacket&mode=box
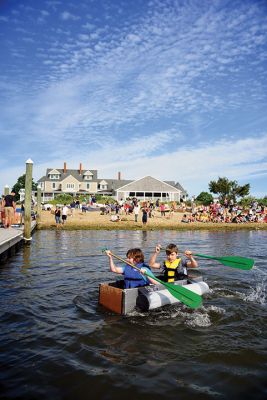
[105,248,158,289]
[149,243,198,282]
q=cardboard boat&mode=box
[99,274,209,314]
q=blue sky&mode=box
[1,0,267,198]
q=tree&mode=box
[208,177,250,203]
[12,174,38,201]
[196,191,213,206]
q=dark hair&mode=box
[126,248,144,263]
[166,243,178,255]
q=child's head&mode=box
[166,243,178,262]
[126,248,144,263]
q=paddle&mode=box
[191,253,254,270]
[162,246,254,270]
[103,249,202,309]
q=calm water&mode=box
[0,230,266,400]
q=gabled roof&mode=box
[165,180,186,194]
[38,168,98,183]
[48,169,61,175]
[83,170,94,176]
[117,176,181,193]
[61,175,80,183]
[96,178,132,190]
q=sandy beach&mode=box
[37,209,267,230]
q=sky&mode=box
[0,0,267,198]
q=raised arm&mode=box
[148,244,162,269]
[105,250,124,274]
[184,250,198,268]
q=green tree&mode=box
[196,191,213,206]
[208,177,250,203]
[54,194,73,204]
[12,174,38,201]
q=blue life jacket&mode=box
[124,263,150,289]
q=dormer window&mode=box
[48,169,61,179]
[83,170,93,180]
[98,180,108,190]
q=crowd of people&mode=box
[181,200,267,224]
[99,198,267,225]
[40,196,267,226]
[101,198,172,225]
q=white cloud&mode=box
[61,11,80,21]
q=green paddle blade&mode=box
[145,270,202,309]
[194,254,254,270]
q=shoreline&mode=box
[36,210,267,231]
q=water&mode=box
[0,230,266,400]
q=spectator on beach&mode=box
[133,203,140,222]
[3,191,16,228]
[0,195,5,227]
[105,248,157,288]
[62,204,68,224]
[149,243,198,282]
[55,207,61,227]
[181,214,190,223]
[110,215,120,222]
[160,203,166,217]
[142,206,148,225]
[70,201,76,216]
[81,202,87,212]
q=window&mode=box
[49,174,60,179]
[52,183,56,189]
[87,183,90,189]
[84,175,92,180]
[66,183,75,189]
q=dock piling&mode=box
[24,159,33,242]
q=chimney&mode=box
[118,171,121,180]
[79,163,83,175]
[64,162,67,173]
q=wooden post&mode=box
[36,185,41,224]
[24,159,33,242]
[4,185,9,195]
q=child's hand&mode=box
[105,250,112,257]
[140,268,147,275]
[155,244,161,253]
[184,250,193,258]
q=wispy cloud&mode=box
[60,11,80,21]
[0,0,267,197]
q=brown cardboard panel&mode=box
[99,283,123,314]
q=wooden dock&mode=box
[0,221,37,262]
